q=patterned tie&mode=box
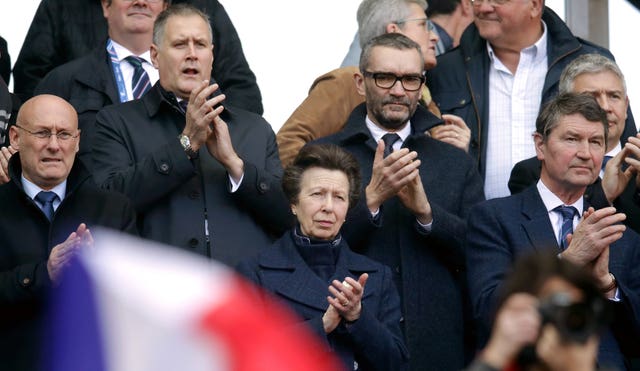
[381,133,401,157]
[35,191,58,221]
[601,155,613,171]
[125,56,151,99]
[178,100,189,114]
[554,205,577,250]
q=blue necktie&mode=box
[125,56,151,99]
[35,191,58,221]
[554,205,577,250]
[382,133,400,157]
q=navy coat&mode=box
[0,155,137,371]
[92,83,292,266]
[426,7,637,178]
[466,185,640,364]
[237,230,408,371]
[314,103,485,371]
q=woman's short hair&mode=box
[283,144,362,208]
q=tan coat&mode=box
[277,66,441,167]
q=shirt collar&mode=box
[110,38,152,64]
[21,175,67,202]
[486,20,548,67]
[606,142,622,157]
[364,115,411,145]
[536,178,583,216]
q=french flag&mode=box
[44,229,342,371]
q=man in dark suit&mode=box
[35,0,168,171]
[315,33,485,371]
[13,0,263,115]
[509,54,640,235]
[467,93,640,369]
[426,2,637,200]
[92,4,291,267]
[0,94,137,371]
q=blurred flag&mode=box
[44,229,341,371]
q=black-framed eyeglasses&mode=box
[362,71,425,92]
[15,124,80,141]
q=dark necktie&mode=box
[381,133,401,157]
[125,56,151,99]
[554,205,577,250]
[178,100,189,114]
[602,155,613,172]
[36,191,58,221]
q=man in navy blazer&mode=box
[315,33,485,371]
[466,93,640,369]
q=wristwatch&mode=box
[178,134,199,159]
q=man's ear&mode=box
[150,44,160,69]
[354,72,366,97]
[533,132,545,161]
[8,125,19,151]
[101,0,110,19]
[386,22,400,34]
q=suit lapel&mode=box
[521,187,560,252]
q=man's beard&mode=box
[372,97,413,130]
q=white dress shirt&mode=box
[22,176,67,213]
[484,22,549,200]
[111,40,159,101]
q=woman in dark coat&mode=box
[237,144,408,371]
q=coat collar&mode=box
[142,80,236,124]
[7,153,92,198]
[72,43,120,104]
[257,231,379,311]
[335,102,443,150]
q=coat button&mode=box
[188,238,199,248]
[159,163,170,174]
[258,182,269,193]
[188,190,200,199]
[22,277,31,286]
[395,266,401,274]
[459,99,466,105]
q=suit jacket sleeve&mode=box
[0,259,50,306]
[231,129,294,237]
[93,108,198,213]
[208,0,263,115]
[426,158,486,269]
[276,68,365,168]
[465,201,513,344]
[609,233,640,356]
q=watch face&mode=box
[180,135,191,148]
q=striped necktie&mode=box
[125,56,151,99]
[554,205,577,250]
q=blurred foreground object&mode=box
[44,229,342,371]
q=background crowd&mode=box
[0,1,639,371]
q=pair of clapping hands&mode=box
[322,273,369,334]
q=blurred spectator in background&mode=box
[13,0,263,114]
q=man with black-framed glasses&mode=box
[277,0,472,168]
[314,33,485,371]
[0,94,136,371]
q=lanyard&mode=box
[107,39,130,103]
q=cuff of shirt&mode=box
[228,172,245,193]
[416,217,433,233]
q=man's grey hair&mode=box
[559,54,627,96]
[357,0,429,48]
[153,4,213,46]
[359,33,425,73]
